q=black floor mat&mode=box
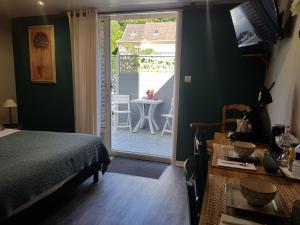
[107,157,169,179]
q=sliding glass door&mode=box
[107,12,180,162]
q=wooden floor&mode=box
[32,165,189,225]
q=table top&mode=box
[131,98,164,104]
[199,133,300,225]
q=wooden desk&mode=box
[199,134,300,225]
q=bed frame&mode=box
[2,161,103,225]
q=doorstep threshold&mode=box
[111,150,171,164]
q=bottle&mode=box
[288,143,298,171]
[289,143,298,160]
[289,160,294,171]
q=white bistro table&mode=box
[131,98,164,135]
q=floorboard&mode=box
[35,165,189,225]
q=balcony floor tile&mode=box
[111,128,172,157]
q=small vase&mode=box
[147,94,153,99]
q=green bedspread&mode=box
[0,130,110,221]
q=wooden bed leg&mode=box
[93,171,99,183]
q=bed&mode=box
[0,129,110,223]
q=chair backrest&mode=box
[183,130,209,225]
[184,157,199,225]
[112,95,130,110]
[194,129,208,200]
[112,94,130,104]
[169,97,174,114]
[221,104,249,133]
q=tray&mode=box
[217,159,257,171]
[280,167,300,181]
[225,183,288,218]
[223,146,261,163]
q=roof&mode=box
[118,22,176,43]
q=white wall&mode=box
[138,72,173,98]
[140,43,175,55]
[265,16,300,136]
[0,16,17,124]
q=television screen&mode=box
[230,0,282,47]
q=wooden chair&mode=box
[221,104,249,133]
[190,104,249,148]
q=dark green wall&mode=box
[11,15,74,132]
[10,7,264,154]
[176,6,265,161]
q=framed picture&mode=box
[28,25,56,83]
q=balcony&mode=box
[111,54,174,158]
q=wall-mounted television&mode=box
[230,0,283,48]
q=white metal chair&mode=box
[112,95,132,132]
[161,98,174,136]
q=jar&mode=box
[276,126,298,152]
[280,151,289,167]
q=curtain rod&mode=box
[12,0,241,19]
[96,0,242,16]
[97,7,182,16]
[95,2,218,15]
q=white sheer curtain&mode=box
[67,9,100,134]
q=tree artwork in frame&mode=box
[28,25,56,83]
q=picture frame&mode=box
[28,25,56,83]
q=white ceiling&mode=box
[0,0,242,18]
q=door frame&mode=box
[104,10,182,164]
[172,9,182,165]
[101,15,113,154]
